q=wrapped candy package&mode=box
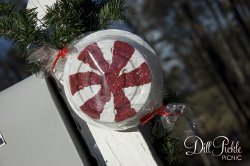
[63,30,163,130]
[29,29,164,130]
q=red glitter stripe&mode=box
[119,62,151,88]
[80,84,111,119]
[69,72,101,95]
[113,89,136,122]
[110,41,135,75]
[78,43,109,73]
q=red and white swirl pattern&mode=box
[68,40,151,122]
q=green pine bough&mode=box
[151,92,186,165]
[0,0,126,58]
[0,0,126,73]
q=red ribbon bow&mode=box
[140,105,181,125]
[51,47,68,70]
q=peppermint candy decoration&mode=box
[69,40,151,122]
[63,30,163,129]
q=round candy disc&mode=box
[63,30,160,130]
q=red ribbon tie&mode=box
[140,105,181,125]
[51,47,68,70]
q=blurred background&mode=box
[1,0,250,165]
[124,0,250,165]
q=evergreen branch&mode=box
[99,0,127,28]
[0,3,40,57]
[0,2,14,17]
[153,134,184,165]
[0,0,127,70]
[43,0,98,48]
[163,91,186,104]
